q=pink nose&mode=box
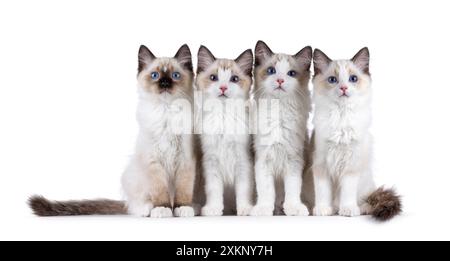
[220,85,228,92]
[340,86,348,92]
[277,79,284,85]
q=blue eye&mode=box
[349,75,358,83]
[230,75,239,83]
[287,70,296,77]
[150,72,159,80]
[328,76,338,84]
[172,72,181,80]
[267,67,276,75]
[210,74,218,81]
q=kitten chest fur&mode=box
[136,97,193,176]
[254,95,310,175]
[201,107,250,184]
[313,97,372,178]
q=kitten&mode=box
[250,41,312,216]
[304,47,401,220]
[195,46,254,216]
[29,44,197,218]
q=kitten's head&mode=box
[254,40,312,97]
[195,46,253,99]
[312,47,371,102]
[137,44,193,99]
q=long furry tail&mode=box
[366,187,402,221]
[28,195,127,216]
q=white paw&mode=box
[174,206,195,217]
[201,205,223,216]
[313,206,334,216]
[359,203,372,215]
[127,202,153,217]
[150,207,173,218]
[339,205,361,217]
[283,202,310,216]
[236,204,253,216]
[250,205,274,216]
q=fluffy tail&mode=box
[366,187,402,221]
[28,195,127,216]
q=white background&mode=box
[1,0,449,240]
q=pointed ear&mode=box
[351,47,370,74]
[235,49,253,77]
[197,45,216,74]
[313,49,332,75]
[138,45,156,73]
[174,44,193,72]
[293,46,312,72]
[255,40,274,67]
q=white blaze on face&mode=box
[336,61,352,97]
[217,68,232,96]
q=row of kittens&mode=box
[29,41,401,221]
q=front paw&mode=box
[127,202,153,217]
[237,204,253,216]
[201,205,223,216]
[174,206,195,217]
[338,205,361,217]
[250,205,274,216]
[283,202,310,216]
[313,206,334,216]
[359,203,372,215]
[150,207,173,218]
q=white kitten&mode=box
[305,47,401,220]
[195,46,254,216]
[251,41,312,216]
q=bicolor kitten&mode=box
[303,47,401,220]
[29,44,197,218]
[196,46,254,216]
[251,41,312,216]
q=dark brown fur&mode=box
[351,47,370,75]
[254,40,274,68]
[367,188,402,221]
[138,45,156,73]
[313,48,332,76]
[28,195,127,216]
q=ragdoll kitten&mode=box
[304,47,401,220]
[195,46,254,216]
[250,40,312,216]
[29,44,197,218]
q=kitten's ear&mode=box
[351,47,370,74]
[174,44,193,72]
[293,46,312,72]
[255,40,274,67]
[313,49,332,75]
[138,45,156,73]
[197,45,216,74]
[235,49,253,77]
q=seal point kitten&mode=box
[29,44,197,217]
[305,47,402,221]
[196,45,255,216]
[251,40,312,216]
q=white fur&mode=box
[311,60,376,217]
[121,74,195,217]
[198,67,254,216]
[251,55,310,216]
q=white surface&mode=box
[0,0,449,240]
